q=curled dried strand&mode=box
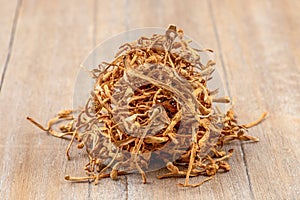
[242,112,268,128]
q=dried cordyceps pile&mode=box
[27,25,266,187]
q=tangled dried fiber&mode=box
[27,25,266,187]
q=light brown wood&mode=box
[210,1,300,199]
[0,0,299,199]
[0,0,93,199]
[0,0,18,90]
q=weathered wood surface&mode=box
[0,0,19,91]
[0,0,299,199]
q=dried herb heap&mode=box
[27,25,267,187]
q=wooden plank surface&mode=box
[0,0,299,199]
[210,1,300,199]
[0,0,19,91]
[0,0,94,199]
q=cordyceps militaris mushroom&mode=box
[27,25,267,187]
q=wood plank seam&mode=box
[87,1,97,199]
[207,0,231,98]
[125,176,128,200]
[88,179,92,199]
[0,0,23,93]
[207,0,255,199]
[241,143,255,199]
[124,2,130,197]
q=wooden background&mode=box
[0,0,299,199]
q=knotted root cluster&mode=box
[27,25,266,187]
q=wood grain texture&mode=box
[0,0,19,91]
[0,0,94,199]
[0,0,299,199]
[210,0,300,199]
